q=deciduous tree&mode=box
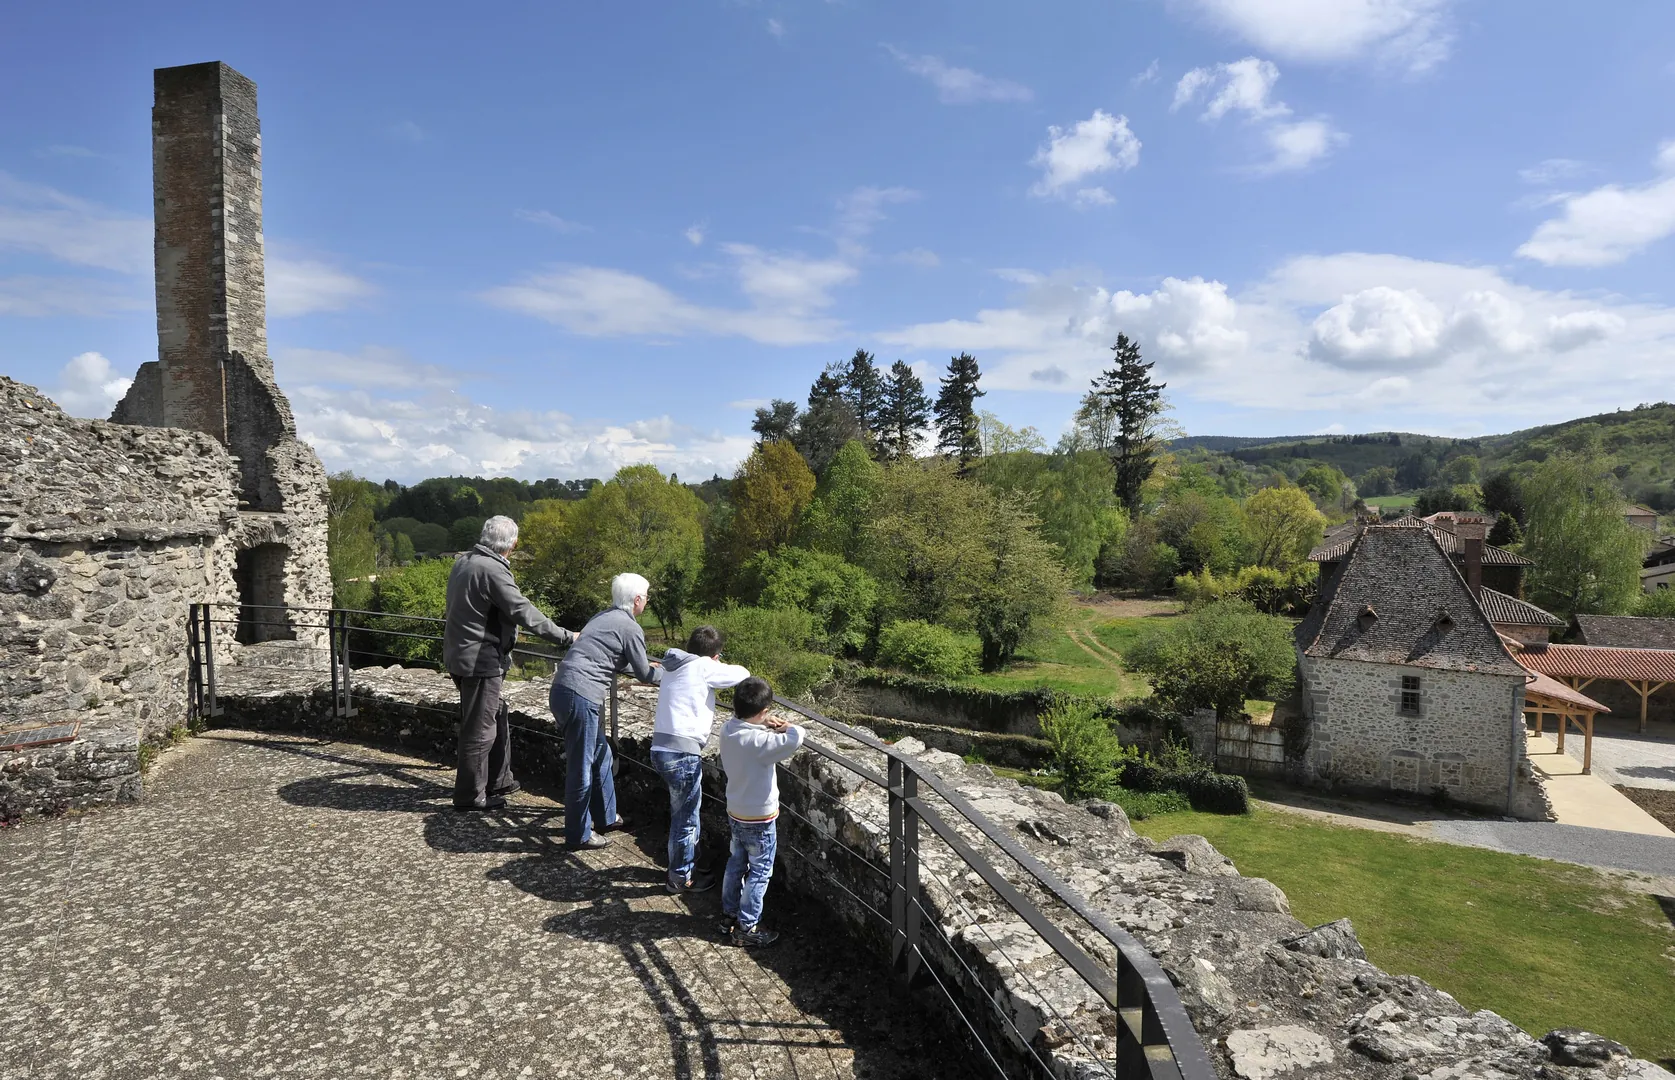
[1243,485,1327,570]
[1125,600,1296,722]
[751,399,799,446]
[1523,452,1647,618]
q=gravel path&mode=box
[1429,819,1675,878]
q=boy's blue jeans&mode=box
[651,748,704,886]
[722,817,778,930]
[552,686,616,847]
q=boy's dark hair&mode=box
[686,624,723,657]
[732,677,774,720]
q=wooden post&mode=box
[1556,711,1566,753]
[1583,711,1593,775]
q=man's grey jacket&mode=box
[444,545,573,678]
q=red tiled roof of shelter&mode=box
[1514,642,1675,683]
[1520,668,1610,713]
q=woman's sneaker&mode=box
[734,924,779,948]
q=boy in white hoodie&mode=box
[651,625,751,894]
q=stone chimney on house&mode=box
[1456,519,1486,599]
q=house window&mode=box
[1400,675,1422,716]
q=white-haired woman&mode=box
[549,572,662,849]
[444,516,578,811]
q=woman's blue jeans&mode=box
[552,686,616,846]
[651,748,705,887]
[722,817,778,930]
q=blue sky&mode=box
[3,1,1674,482]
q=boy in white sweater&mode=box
[718,676,804,947]
[651,625,751,894]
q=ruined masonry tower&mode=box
[113,61,331,642]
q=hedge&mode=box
[1118,759,1250,815]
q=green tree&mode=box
[326,471,380,604]
[1297,464,1349,508]
[1481,471,1525,522]
[878,359,932,462]
[390,531,416,566]
[795,365,864,474]
[751,399,799,446]
[978,448,1125,587]
[1357,466,1397,498]
[976,411,1045,456]
[1488,511,1524,548]
[369,559,456,664]
[1414,484,1484,517]
[448,516,485,552]
[1523,452,1648,618]
[705,603,833,697]
[1125,599,1296,721]
[1156,489,1246,576]
[730,440,818,558]
[1634,587,1675,617]
[1066,387,1119,453]
[742,547,879,652]
[799,440,882,563]
[1091,333,1166,513]
[841,349,886,445]
[973,493,1071,670]
[522,465,707,623]
[1440,455,1480,485]
[1244,485,1327,569]
[933,352,985,472]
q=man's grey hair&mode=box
[611,572,651,611]
[479,516,519,554]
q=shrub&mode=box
[1118,758,1250,814]
[876,619,978,678]
[1126,599,1297,721]
[741,547,878,653]
[705,603,833,698]
[364,558,455,665]
[1106,786,1191,819]
[1039,700,1126,799]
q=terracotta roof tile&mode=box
[1521,668,1611,713]
[1514,642,1675,684]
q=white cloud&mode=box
[894,247,940,268]
[266,255,379,317]
[287,383,755,483]
[52,351,132,418]
[1132,60,1161,87]
[1178,0,1455,72]
[1174,58,1344,173]
[1516,141,1675,267]
[878,251,1675,428]
[516,209,590,234]
[0,275,146,317]
[766,18,785,39]
[1519,158,1589,185]
[684,224,706,246]
[0,172,149,274]
[1029,110,1140,206]
[884,45,1033,104]
[274,346,461,391]
[728,398,771,411]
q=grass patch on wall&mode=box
[1130,806,1675,1064]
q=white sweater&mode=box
[650,649,752,755]
[719,718,805,821]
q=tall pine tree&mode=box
[795,363,864,474]
[933,352,985,472]
[840,349,886,445]
[879,360,932,462]
[1090,333,1166,512]
[751,399,800,446]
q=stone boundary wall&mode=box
[205,664,1666,1080]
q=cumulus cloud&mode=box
[1173,58,1344,173]
[0,172,149,274]
[274,346,462,391]
[0,275,146,317]
[1517,141,1675,267]
[1518,158,1590,185]
[1029,110,1141,206]
[1177,0,1455,72]
[52,351,132,418]
[878,251,1675,428]
[266,255,379,317]
[287,383,755,483]
[884,45,1033,104]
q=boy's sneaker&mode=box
[667,870,717,895]
[718,917,737,938]
[734,924,779,948]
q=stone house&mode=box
[1294,523,1549,818]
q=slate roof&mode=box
[1308,519,1534,566]
[1574,615,1675,651]
[1515,642,1675,684]
[1295,524,1527,675]
[1478,588,1564,628]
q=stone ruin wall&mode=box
[211,666,1670,1080]
[1297,654,1552,821]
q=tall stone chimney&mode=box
[116,61,301,513]
[1456,520,1486,599]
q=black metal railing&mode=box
[184,601,1214,1080]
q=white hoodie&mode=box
[651,649,752,755]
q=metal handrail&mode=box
[183,601,1214,1079]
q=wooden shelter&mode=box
[1520,668,1609,774]
[1514,642,1675,732]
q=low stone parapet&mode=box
[1,725,142,820]
[203,664,1666,1080]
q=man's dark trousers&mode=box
[454,674,512,808]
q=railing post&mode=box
[901,767,922,984]
[187,603,202,725]
[200,603,221,719]
[334,609,357,719]
[888,755,907,971]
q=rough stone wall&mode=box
[1298,654,1550,818]
[206,666,1668,1080]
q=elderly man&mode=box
[444,516,577,812]
[550,572,662,850]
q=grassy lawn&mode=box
[946,597,1178,698]
[1362,492,1419,511]
[1130,807,1675,1063]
